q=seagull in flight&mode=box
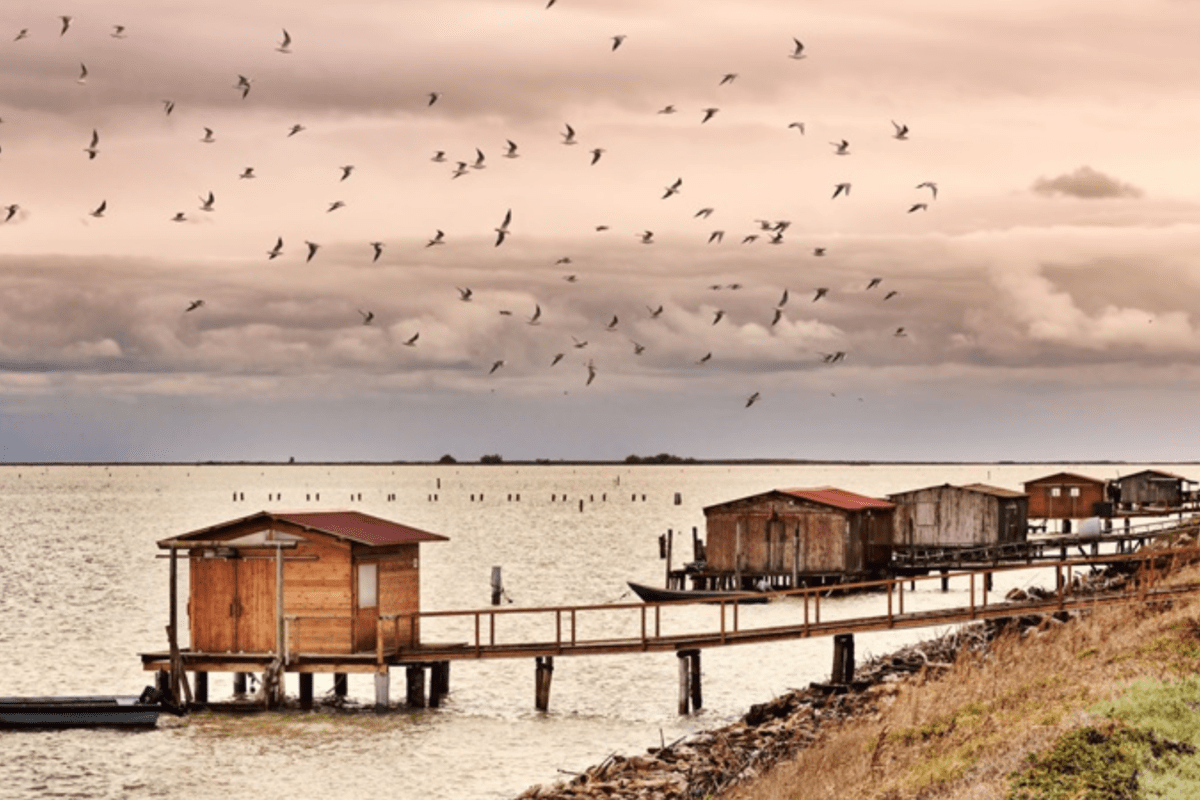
[551,353,565,366]
[235,75,253,99]
[77,63,88,85]
[813,287,828,302]
[778,289,789,307]
[83,129,99,159]
[917,181,938,199]
[662,178,682,199]
[647,304,664,319]
[907,203,928,213]
[790,38,806,59]
[657,104,677,114]
[719,73,738,85]
[370,242,384,262]
[832,182,851,199]
[866,278,882,289]
[605,314,619,331]
[171,212,187,222]
[3,204,19,222]
[163,100,175,115]
[830,139,850,155]
[813,247,827,256]
[585,360,597,386]
[695,207,714,218]
[403,332,419,346]
[431,151,447,162]
[561,123,578,145]
[304,241,320,262]
[891,120,909,140]
[571,336,588,349]
[89,200,107,218]
[276,29,292,54]
[199,191,215,212]
[771,308,783,326]
[611,35,626,51]
[632,341,646,355]
[527,305,542,326]
[428,92,440,106]
[893,327,907,337]
[471,149,486,169]
[494,208,512,246]
[287,124,305,137]
[742,234,759,244]
[327,200,346,213]
[639,230,654,244]
[489,360,505,375]
[884,290,899,300]
[201,128,215,143]
[426,229,445,247]
[708,230,724,244]
[185,300,204,312]
[239,167,256,179]
[339,165,355,181]
[700,108,720,124]
[14,29,28,42]
[697,352,712,364]
[712,310,725,325]
[788,122,805,134]
[267,237,284,259]
[504,140,520,158]
[745,392,761,408]
[589,148,604,165]
[450,161,469,179]
[457,287,473,301]
[59,16,72,36]
[359,310,374,325]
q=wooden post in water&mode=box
[233,672,247,695]
[491,567,503,606]
[374,668,390,711]
[333,673,348,697]
[665,529,673,588]
[677,651,690,714]
[735,519,743,590]
[688,650,702,711]
[792,524,800,589]
[299,673,313,710]
[831,633,855,684]
[429,662,450,708]
[406,665,426,708]
[535,656,554,711]
[940,570,949,592]
[193,671,208,704]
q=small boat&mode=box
[627,581,769,605]
[0,692,172,729]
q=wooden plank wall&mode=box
[284,539,353,654]
[379,547,420,648]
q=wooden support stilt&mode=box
[374,670,390,711]
[678,652,690,715]
[194,671,208,704]
[233,672,247,695]
[687,650,702,711]
[832,633,855,684]
[406,665,426,708]
[985,572,993,592]
[333,673,348,697]
[535,656,554,711]
[156,669,170,699]
[299,673,314,710]
[491,566,503,606]
[940,570,949,592]
[429,662,450,708]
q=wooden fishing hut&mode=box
[145,510,448,710]
[887,483,1029,550]
[1113,470,1196,513]
[696,487,895,589]
[1022,472,1110,522]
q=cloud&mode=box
[1031,166,1143,200]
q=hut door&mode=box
[237,559,277,653]
[354,561,379,652]
[191,557,237,653]
[767,517,785,572]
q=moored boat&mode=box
[627,581,769,605]
[0,693,170,729]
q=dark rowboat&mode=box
[627,581,769,605]
[0,693,170,729]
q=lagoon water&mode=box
[0,462,1176,799]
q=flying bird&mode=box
[239,167,256,179]
[370,242,384,262]
[431,151,447,162]
[426,229,445,247]
[883,290,899,300]
[777,289,789,307]
[14,29,28,42]
[695,207,714,218]
[339,165,355,181]
[893,327,907,337]
[267,237,284,259]
[403,332,419,346]
[162,100,175,115]
[305,241,320,262]
[813,287,828,302]
[639,230,654,244]
[657,105,677,114]
[891,120,909,140]
[745,392,761,408]
[771,308,783,326]
[236,75,253,99]
[3,204,19,222]
[276,29,292,54]
[287,124,305,137]
[89,200,107,218]
[832,182,851,199]
[527,305,542,326]
[494,208,512,246]
[708,230,724,244]
[611,35,626,51]
[632,341,646,355]
[199,191,215,212]
[428,92,440,106]
[589,148,604,165]
[788,122,805,134]
[201,128,215,143]
[571,336,588,349]
[830,139,850,155]
[768,231,785,245]
[457,287,473,301]
[718,73,738,85]
[917,181,938,199]
[450,162,469,179]
[647,304,664,319]
[742,235,759,244]
[605,314,619,331]
[662,178,682,199]
[789,38,806,59]
[561,124,577,145]
[471,149,486,169]
[359,310,374,325]
[866,278,882,290]
[59,16,72,36]
[83,129,99,159]
[813,247,827,256]
[171,212,187,222]
[489,360,505,375]
[907,203,928,213]
[696,352,712,364]
[712,310,725,325]
[76,63,88,85]
[585,360,597,386]
[327,200,346,213]
[551,353,565,366]
[183,300,205,313]
[700,108,720,124]
[504,140,520,158]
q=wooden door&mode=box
[354,562,378,653]
[237,558,277,653]
[190,557,237,653]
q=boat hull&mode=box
[0,696,164,729]
[627,581,768,605]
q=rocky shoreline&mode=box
[512,561,1150,800]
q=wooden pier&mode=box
[142,544,1200,714]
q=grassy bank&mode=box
[724,565,1200,800]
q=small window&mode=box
[358,563,378,608]
[1050,487,1061,497]
[1069,487,1080,497]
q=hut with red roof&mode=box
[700,487,895,587]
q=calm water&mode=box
[0,462,1178,799]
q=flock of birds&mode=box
[1,7,936,410]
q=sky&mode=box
[1,0,1200,463]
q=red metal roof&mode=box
[778,487,895,511]
[1023,472,1107,487]
[164,510,448,547]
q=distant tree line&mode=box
[624,453,697,464]
[479,454,504,464]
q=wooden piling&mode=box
[333,673,348,697]
[688,650,702,711]
[678,652,690,715]
[831,633,855,684]
[233,672,247,695]
[665,529,673,588]
[491,566,503,606]
[299,673,314,710]
[194,671,208,704]
[940,570,949,592]
[374,670,390,711]
[535,656,554,711]
[430,662,450,708]
[406,665,426,708]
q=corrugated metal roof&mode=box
[960,483,1028,499]
[1023,472,1107,487]
[779,487,895,511]
[162,510,448,547]
[1118,469,1195,483]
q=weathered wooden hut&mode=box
[1023,472,1109,519]
[162,510,447,657]
[1114,470,1195,512]
[701,488,895,585]
[888,484,1029,549]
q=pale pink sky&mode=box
[0,0,1198,461]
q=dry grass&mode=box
[723,564,1200,800]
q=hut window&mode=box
[1050,487,1061,497]
[358,563,378,608]
[1069,487,1080,497]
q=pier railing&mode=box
[375,545,1200,665]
